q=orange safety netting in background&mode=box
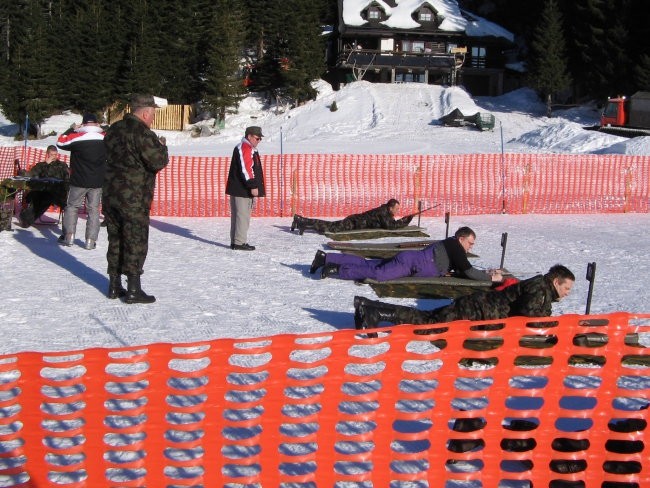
[0,312,649,487]
[2,146,648,216]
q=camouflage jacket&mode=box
[343,203,413,230]
[423,274,559,324]
[26,159,70,201]
[103,114,168,212]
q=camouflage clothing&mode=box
[297,203,413,234]
[372,274,559,327]
[18,159,70,226]
[103,113,168,276]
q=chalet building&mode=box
[332,0,518,96]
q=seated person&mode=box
[354,264,575,330]
[18,145,70,228]
[311,226,503,282]
[291,198,413,235]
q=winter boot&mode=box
[356,296,400,329]
[296,216,316,235]
[84,238,96,250]
[310,250,326,274]
[107,274,127,299]
[125,274,156,304]
[320,263,339,279]
[58,233,74,247]
[291,214,301,232]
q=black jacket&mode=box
[57,125,107,188]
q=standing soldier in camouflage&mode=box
[291,199,413,235]
[103,94,169,304]
[354,264,575,330]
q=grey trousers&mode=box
[63,186,102,240]
[229,195,253,246]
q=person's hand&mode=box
[251,188,259,197]
[489,269,504,282]
[158,136,166,145]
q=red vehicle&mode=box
[598,91,650,137]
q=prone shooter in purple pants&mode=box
[309,226,504,283]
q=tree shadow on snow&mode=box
[149,218,223,247]
[11,225,107,295]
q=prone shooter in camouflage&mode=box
[291,198,413,235]
[103,94,169,304]
[354,264,575,330]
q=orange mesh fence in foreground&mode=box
[2,147,648,216]
[1,312,649,487]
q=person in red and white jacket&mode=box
[56,113,107,249]
[225,126,266,251]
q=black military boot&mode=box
[107,274,127,299]
[320,263,339,279]
[291,214,301,232]
[296,217,316,235]
[125,274,156,304]
[358,297,399,329]
[310,250,326,274]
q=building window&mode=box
[418,9,433,22]
[368,7,381,20]
[471,46,486,68]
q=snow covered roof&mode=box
[342,0,513,41]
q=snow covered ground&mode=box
[1,81,649,355]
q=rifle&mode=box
[409,203,440,226]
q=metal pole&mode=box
[23,113,29,161]
[444,212,450,238]
[417,200,422,227]
[499,232,508,270]
[279,126,283,216]
[500,121,506,213]
[585,262,596,314]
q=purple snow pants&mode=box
[325,245,440,281]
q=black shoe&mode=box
[310,250,326,274]
[231,243,255,251]
[320,263,339,279]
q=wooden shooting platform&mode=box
[324,225,429,241]
[362,276,494,299]
[326,239,478,259]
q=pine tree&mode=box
[527,0,572,114]
[635,54,650,91]
[281,0,325,104]
[202,0,247,124]
[2,0,60,135]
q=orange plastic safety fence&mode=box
[0,312,649,487]
[2,148,649,216]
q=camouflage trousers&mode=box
[300,216,363,234]
[104,206,150,277]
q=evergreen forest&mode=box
[0,0,648,134]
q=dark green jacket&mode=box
[103,114,168,213]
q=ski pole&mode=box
[445,212,450,238]
[585,262,596,314]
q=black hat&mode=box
[245,126,264,138]
[82,113,98,124]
